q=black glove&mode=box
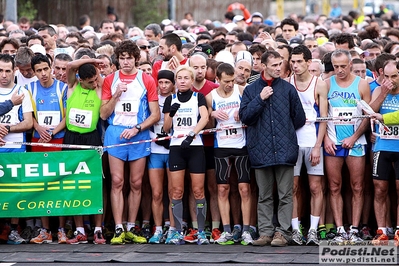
[169,103,180,117]
[181,135,194,149]
[155,133,170,149]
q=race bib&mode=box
[332,107,356,125]
[380,125,399,140]
[219,126,243,139]
[0,112,18,125]
[69,108,93,128]
[37,111,60,128]
[115,99,139,116]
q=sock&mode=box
[127,222,135,232]
[115,224,123,231]
[26,219,34,228]
[171,199,183,231]
[76,227,85,235]
[337,226,345,234]
[223,224,231,233]
[250,225,257,232]
[164,221,171,227]
[35,219,42,228]
[243,225,250,232]
[192,221,198,229]
[310,215,320,230]
[196,198,207,232]
[378,227,387,235]
[142,220,150,227]
[292,217,299,231]
[94,227,102,233]
[155,226,162,233]
[318,224,326,231]
[169,226,176,232]
[58,227,65,232]
[350,225,359,233]
[212,221,220,230]
[234,224,242,231]
[326,223,335,232]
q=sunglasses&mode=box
[139,45,151,50]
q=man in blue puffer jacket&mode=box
[239,50,306,247]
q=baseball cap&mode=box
[194,44,214,56]
[290,37,303,47]
[233,15,244,23]
[235,50,253,66]
[214,50,235,67]
[30,44,46,55]
[246,12,264,24]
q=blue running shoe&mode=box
[165,229,174,244]
[149,230,163,244]
[169,231,184,245]
[197,231,209,245]
[232,225,242,243]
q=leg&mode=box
[149,168,165,227]
[127,158,147,223]
[218,184,231,226]
[374,179,388,228]
[274,165,294,238]
[325,156,345,227]
[255,167,275,236]
[346,156,365,227]
[109,155,125,225]
[309,175,323,218]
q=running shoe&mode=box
[169,230,184,245]
[197,231,209,245]
[110,228,125,245]
[141,223,152,241]
[93,230,106,245]
[57,228,67,244]
[30,229,52,244]
[306,229,319,245]
[149,230,163,244]
[161,225,170,243]
[125,227,147,244]
[249,227,259,241]
[165,229,174,244]
[348,231,363,245]
[292,229,304,245]
[241,231,253,245]
[232,225,242,243]
[331,232,348,245]
[184,228,198,243]
[372,229,389,246]
[210,228,221,243]
[394,231,399,246]
[215,232,234,245]
[7,230,26,245]
[326,228,337,240]
[20,226,33,242]
[66,231,88,244]
[360,226,373,240]
[387,227,395,240]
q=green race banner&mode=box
[0,150,103,218]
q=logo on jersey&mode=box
[37,98,45,104]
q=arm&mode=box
[311,79,328,166]
[9,111,33,133]
[66,58,104,88]
[205,93,215,128]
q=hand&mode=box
[234,110,240,122]
[155,133,170,149]
[35,125,52,142]
[10,90,24,106]
[370,132,377,144]
[169,103,180,117]
[0,137,5,146]
[258,31,272,41]
[309,146,321,166]
[120,128,138,140]
[370,113,383,122]
[181,135,194,149]
[166,56,179,71]
[260,86,273,100]
[211,109,229,121]
[324,136,336,156]
[381,79,395,95]
[0,125,8,138]
[114,83,127,99]
[341,136,355,149]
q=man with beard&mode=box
[152,33,188,85]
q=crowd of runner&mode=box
[0,2,399,247]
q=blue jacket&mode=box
[239,77,306,168]
[0,100,13,116]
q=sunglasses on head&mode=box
[139,45,151,50]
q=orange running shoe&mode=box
[372,229,389,246]
[183,228,198,243]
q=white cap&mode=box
[214,50,235,67]
[235,51,253,66]
[30,44,46,55]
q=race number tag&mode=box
[380,125,399,140]
[37,111,60,128]
[332,107,356,125]
[218,123,243,139]
[115,99,139,116]
[69,108,92,128]
[0,112,18,125]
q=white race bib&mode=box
[37,111,60,129]
[332,107,356,125]
[380,125,399,140]
[115,99,139,116]
[68,108,93,128]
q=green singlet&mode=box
[66,82,101,133]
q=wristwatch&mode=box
[48,131,53,138]
[188,131,195,137]
[135,124,142,132]
[5,125,10,133]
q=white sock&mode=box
[76,227,85,235]
[337,226,345,234]
[156,226,162,233]
[115,224,123,230]
[94,227,102,233]
[378,227,387,235]
[127,222,135,232]
[164,221,171,226]
[350,225,358,233]
[292,217,299,231]
[169,226,176,232]
[310,215,320,230]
